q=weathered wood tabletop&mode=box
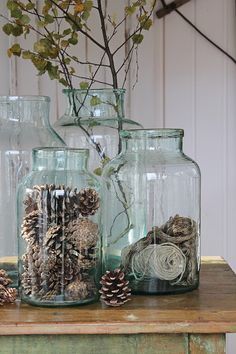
[0,257,234,353]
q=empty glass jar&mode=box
[0,96,64,285]
[18,147,101,306]
[102,129,201,294]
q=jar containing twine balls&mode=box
[102,129,201,294]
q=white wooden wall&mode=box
[1,0,236,351]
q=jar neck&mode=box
[32,148,89,171]
[63,88,125,119]
[0,96,50,127]
[120,129,184,153]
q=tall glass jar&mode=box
[18,148,101,306]
[0,96,64,285]
[54,89,142,174]
[102,129,201,294]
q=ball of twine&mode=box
[131,242,186,282]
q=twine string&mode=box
[131,242,186,282]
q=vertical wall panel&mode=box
[130,15,164,127]
[164,1,196,157]
[195,0,226,256]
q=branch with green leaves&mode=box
[2,0,157,90]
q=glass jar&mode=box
[102,129,201,294]
[54,89,142,174]
[18,147,101,306]
[0,96,64,285]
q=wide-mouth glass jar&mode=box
[18,147,101,306]
[102,129,201,294]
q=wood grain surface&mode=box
[0,257,235,336]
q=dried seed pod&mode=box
[67,218,99,250]
[163,215,195,236]
[65,277,95,301]
[100,269,131,307]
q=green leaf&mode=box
[138,15,153,30]
[93,167,102,176]
[49,46,59,59]
[26,3,35,10]
[9,43,21,56]
[80,81,89,90]
[22,50,33,59]
[44,14,54,24]
[7,0,18,11]
[132,33,144,44]
[53,33,63,40]
[47,64,59,80]
[11,8,22,19]
[142,18,152,30]
[59,78,69,87]
[84,0,93,11]
[81,10,90,21]
[20,14,30,25]
[31,56,48,71]
[90,95,102,106]
[63,28,71,36]
[11,25,23,36]
[125,5,136,15]
[64,57,71,65]
[2,23,14,35]
[68,32,78,45]
[102,156,111,167]
[60,39,69,47]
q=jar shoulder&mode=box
[20,170,100,189]
[102,152,200,178]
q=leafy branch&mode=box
[2,0,157,91]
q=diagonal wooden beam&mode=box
[156,0,192,19]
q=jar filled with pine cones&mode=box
[17,147,101,306]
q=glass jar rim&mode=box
[63,88,126,94]
[33,147,89,154]
[120,129,184,139]
[0,95,50,102]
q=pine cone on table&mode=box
[78,188,100,217]
[0,270,17,305]
[0,269,12,287]
[99,269,131,307]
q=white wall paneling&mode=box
[0,0,236,350]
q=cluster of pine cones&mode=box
[0,269,17,305]
[21,184,100,302]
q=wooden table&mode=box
[0,257,235,354]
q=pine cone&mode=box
[99,269,131,307]
[21,210,43,245]
[78,188,100,217]
[0,270,17,305]
[0,269,12,287]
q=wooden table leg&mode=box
[189,334,226,354]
